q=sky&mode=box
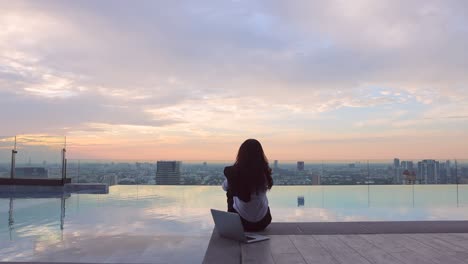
[0,0,468,161]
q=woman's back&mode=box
[222,139,273,231]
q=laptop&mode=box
[210,209,269,243]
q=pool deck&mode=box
[3,221,468,264]
[203,221,468,264]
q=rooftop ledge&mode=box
[203,221,468,264]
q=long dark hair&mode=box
[234,139,273,193]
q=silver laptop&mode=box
[210,209,269,243]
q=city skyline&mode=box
[1,1,468,160]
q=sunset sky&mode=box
[1,0,467,161]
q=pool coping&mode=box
[202,220,468,264]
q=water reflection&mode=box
[1,185,468,262]
[297,196,304,207]
[8,198,13,240]
[6,195,68,241]
[2,186,467,239]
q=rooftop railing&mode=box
[0,135,66,181]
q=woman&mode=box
[222,139,273,231]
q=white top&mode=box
[222,179,269,222]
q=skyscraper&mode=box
[400,161,413,170]
[417,160,440,184]
[393,158,401,184]
[297,161,305,171]
[311,174,320,185]
[446,160,453,183]
[274,160,278,170]
[155,161,181,185]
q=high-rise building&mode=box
[155,161,181,185]
[445,160,453,183]
[461,167,468,178]
[454,160,459,183]
[311,174,321,185]
[400,161,413,170]
[401,161,407,169]
[274,160,278,170]
[439,163,448,183]
[297,161,305,171]
[417,160,440,184]
[403,170,416,184]
[393,158,401,184]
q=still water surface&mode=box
[0,185,467,262]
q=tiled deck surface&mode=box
[203,221,468,264]
[3,221,468,264]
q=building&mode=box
[297,161,305,171]
[461,167,468,178]
[155,161,181,185]
[393,158,401,184]
[417,160,440,184]
[15,167,48,178]
[445,160,454,183]
[400,161,414,170]
[403,170,416,184]
[274,160,278,170]
[311,174,321,185]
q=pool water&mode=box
[1,185,467,263]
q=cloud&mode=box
[0,91,181,135]
[0,0,467,158]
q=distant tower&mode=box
[297,161,305,171]
[446,160,452,183]
[312,174,321,185]
[401,161,407,169]
[393,158,401,184]
[155,161,181,185]
[274,160,278,170]
[417,160,440,184]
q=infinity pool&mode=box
[1,185,467,263]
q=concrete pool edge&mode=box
[258,220,468,235]
[203,221,468,264]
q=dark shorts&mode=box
[228,207,272,232]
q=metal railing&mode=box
[0,135,67,181]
